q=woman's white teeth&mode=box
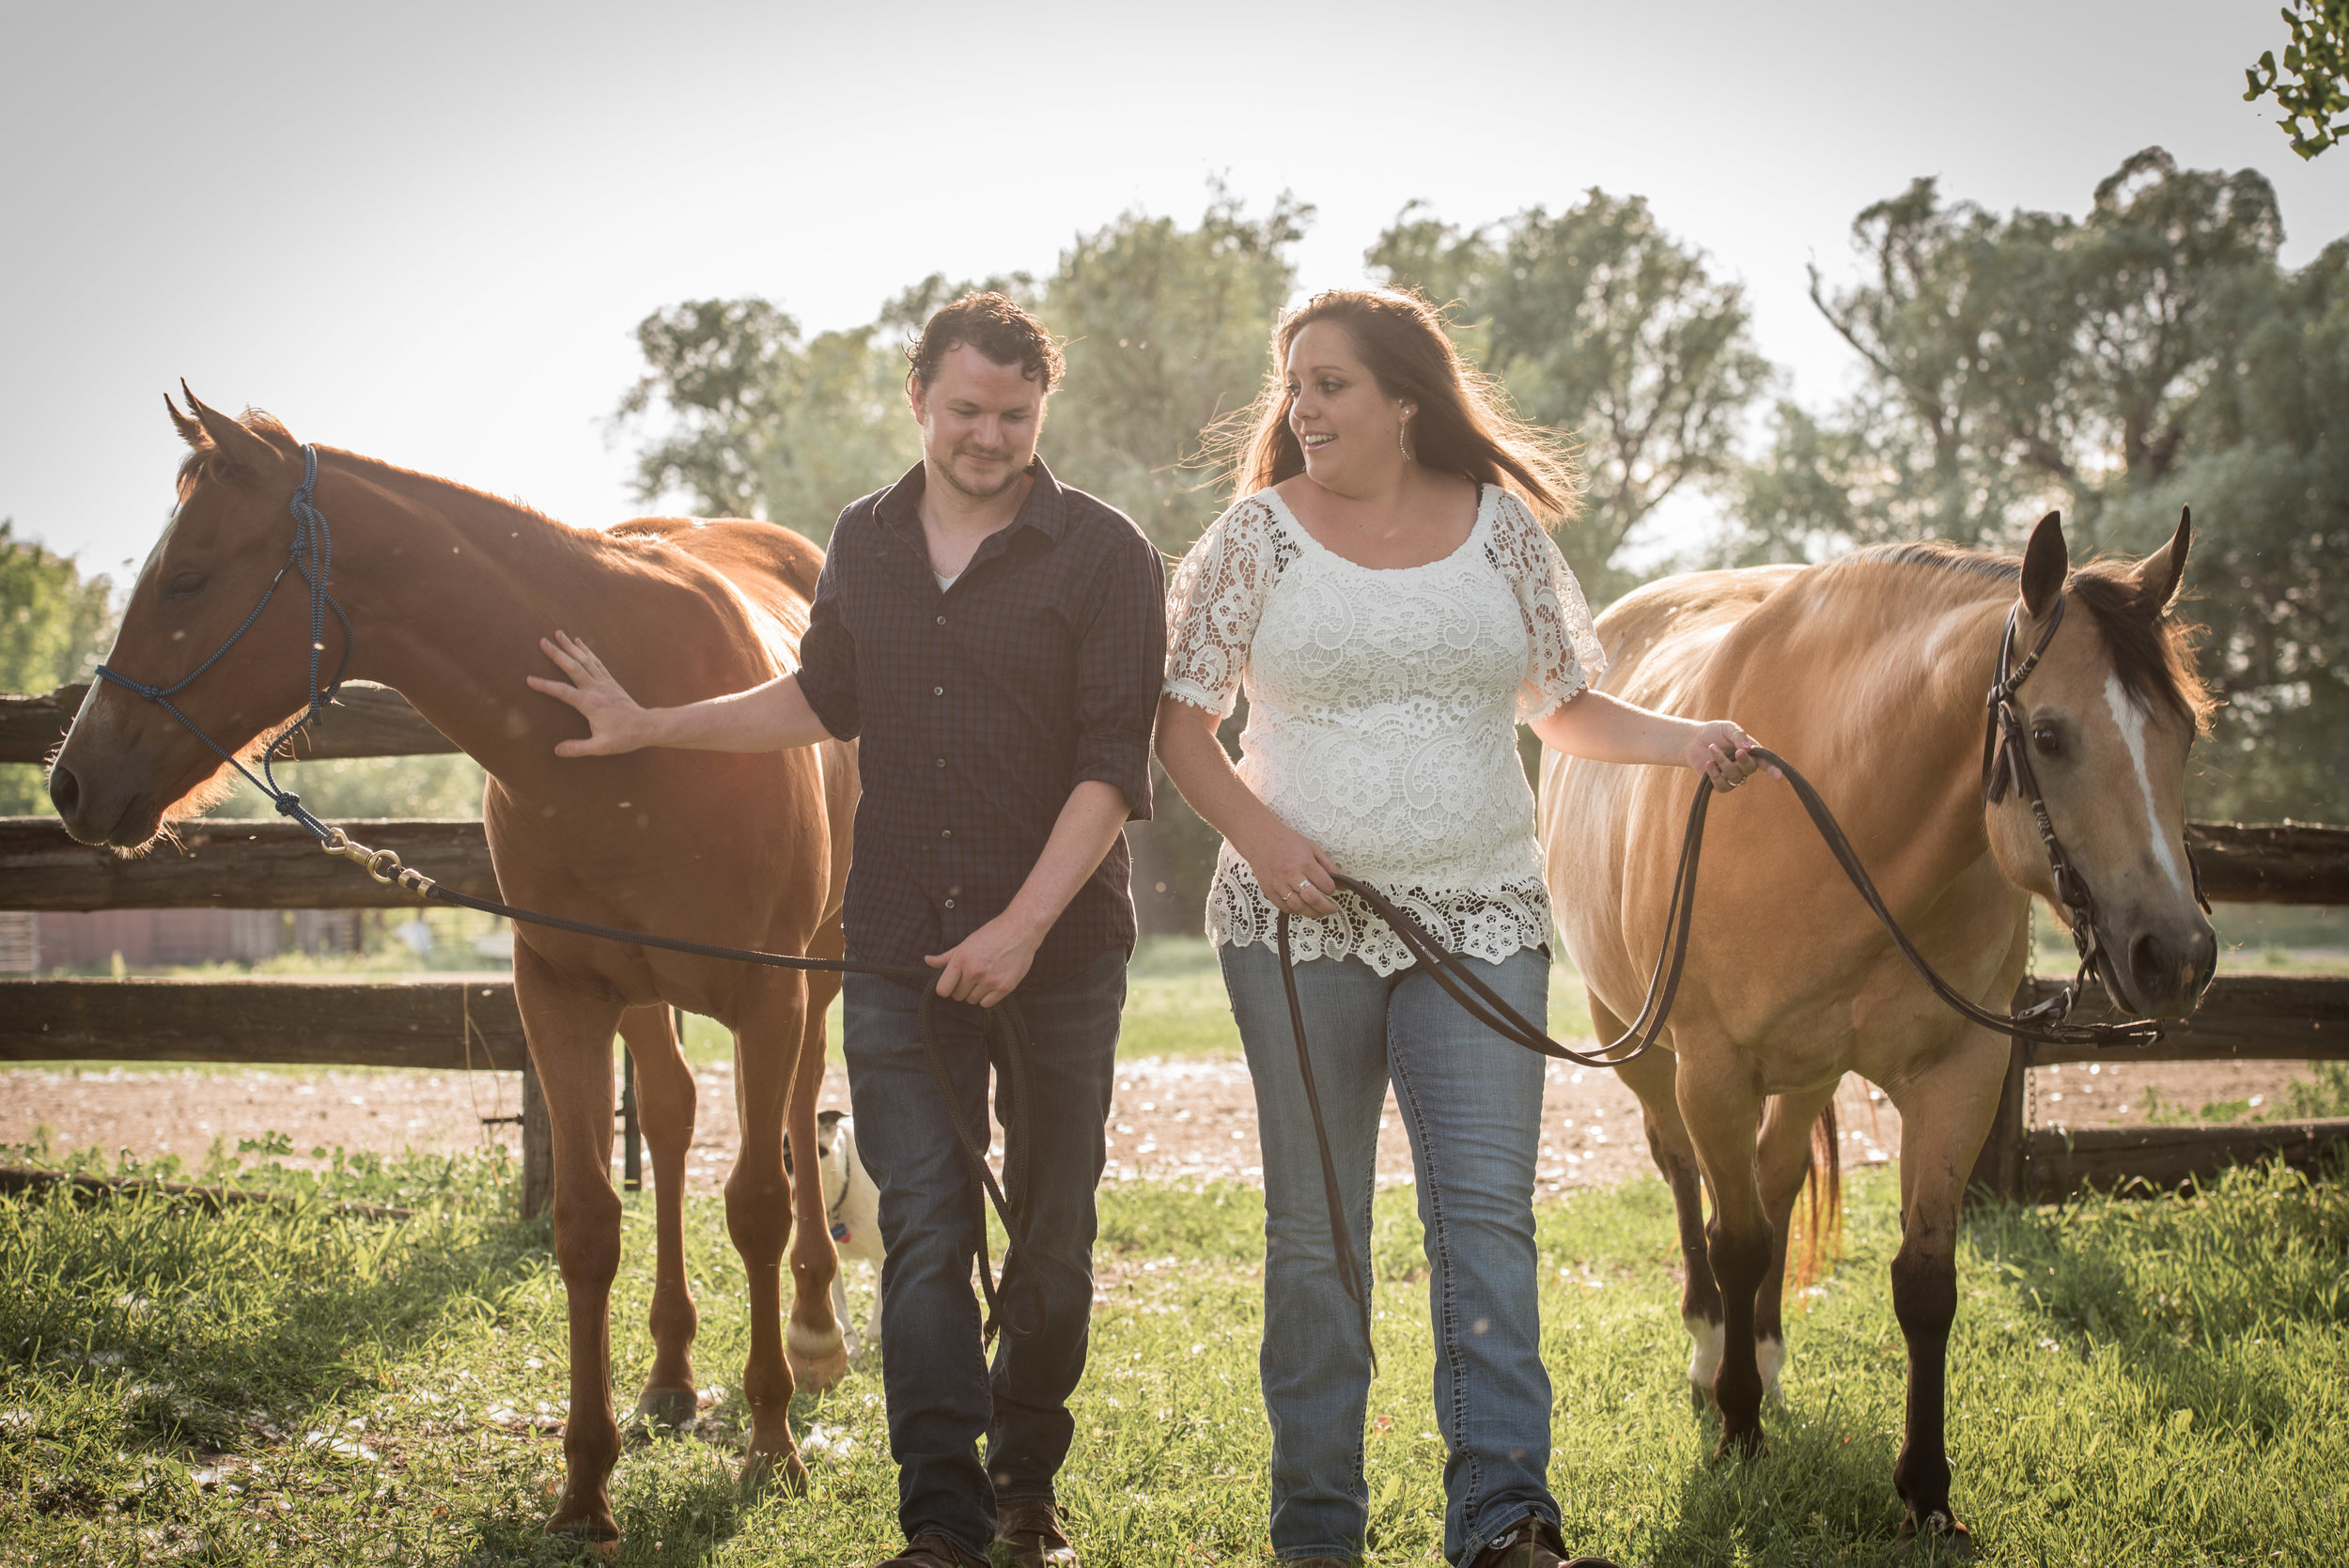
[1303,434,1334,446]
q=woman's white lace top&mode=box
[1163,483,1607,974]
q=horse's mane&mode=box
[1842,540,2213,728]
[179,408,589,551]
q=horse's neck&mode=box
[1816,585,2016,897]
[319,453,620,798]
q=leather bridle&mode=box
[1980,597,2211,1037]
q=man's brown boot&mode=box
[992,1498,1079,1568]
[1465,1514,1617,1568]
[871,1532,990,1568]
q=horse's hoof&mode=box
[1709,1426,1765,1462]
[624,1387,700,1447]
[739,1448,811,1501]
[1894,1511,1973,1559]
[786,1322,849,1392]
[545,1510,621,1552]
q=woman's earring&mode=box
[1397,411,1411,460]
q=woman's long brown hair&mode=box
[1218,287,1581,520]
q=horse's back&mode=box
[606,516,824,677]
[1541,564,1804,1014]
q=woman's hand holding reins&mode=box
[1237,821,1344,919]
[530,631,659,757]
[1683,719,1779,794]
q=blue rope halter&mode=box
[93,444,355,841]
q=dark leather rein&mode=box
[1273,596,2201,1346]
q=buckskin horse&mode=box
[1539,511,2213,1549]
[48,393,859,1542]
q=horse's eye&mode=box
[2031,723,2062,757]
[165,571,208,599]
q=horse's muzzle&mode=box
[2110,919,2217,1020]
[46,759,157,848]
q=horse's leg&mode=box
[1610,1021,1722,1414]
[512,941,627,1542]
[724,972,812,1498]
[618,1005,700,1435]
[1883,1036,2006,1553]
[785,910,848,1392]
[1673,1043,1771,1458]
[1750,1082,1841,1404]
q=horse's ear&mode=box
[2019,512,2067,621]
[2133,505,2191,613]
[180,383,290,486]
[165,390,204,449]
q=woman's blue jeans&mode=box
[1220,939,1556,1566]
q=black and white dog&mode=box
[804,1109,883,1350]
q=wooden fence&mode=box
[7,680,2349,1207]
[3,683,576,1217]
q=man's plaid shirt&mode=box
[797,458,1166,987]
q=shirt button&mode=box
[941,829,952,839]
[935,614,947,627]
[935,757,946,768]
[934,687,944,696]
[942,898,957,910]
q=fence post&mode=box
[520,1056,553,1220]
[621,1038,644,1193]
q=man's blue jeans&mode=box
[842,949,1125,1556]
[1220,939,1556,1566]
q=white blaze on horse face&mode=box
[2103,673,2188,899]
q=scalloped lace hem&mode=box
[1206,870,1554,977]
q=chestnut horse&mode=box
[49,395,859,1542]
[1539,512,2214,1549]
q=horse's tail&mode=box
[1792,1100,1844,1293]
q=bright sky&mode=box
[4,0,2340,587]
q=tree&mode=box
[614,299,918,542]
[2246,0,2349,159]
[2091,239,2349,820]
[1370,192,1772,595]
[1042,189,1310,551]
[1790,151,2282,554]
[1,521,116,813]
[1726,149,2344,821]
[1797,179,2077,550]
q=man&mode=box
[531,292,1165,1568]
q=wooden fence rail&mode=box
[1,682,453,765]
[6,678,2347,1208]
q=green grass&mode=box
[4,1139,2343,1565]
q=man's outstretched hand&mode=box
[528,631,657,757]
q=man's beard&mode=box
[936,445,1025,502]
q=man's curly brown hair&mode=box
[907,291,1065,393]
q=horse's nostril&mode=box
[47,763,80,820]
[2127,931,2168,1001]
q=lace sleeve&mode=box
[1163,497,1279,718]
[1488,490,1608,722]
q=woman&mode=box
[1155,289,1766,1568]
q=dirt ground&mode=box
[1,1051,2324,1198]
